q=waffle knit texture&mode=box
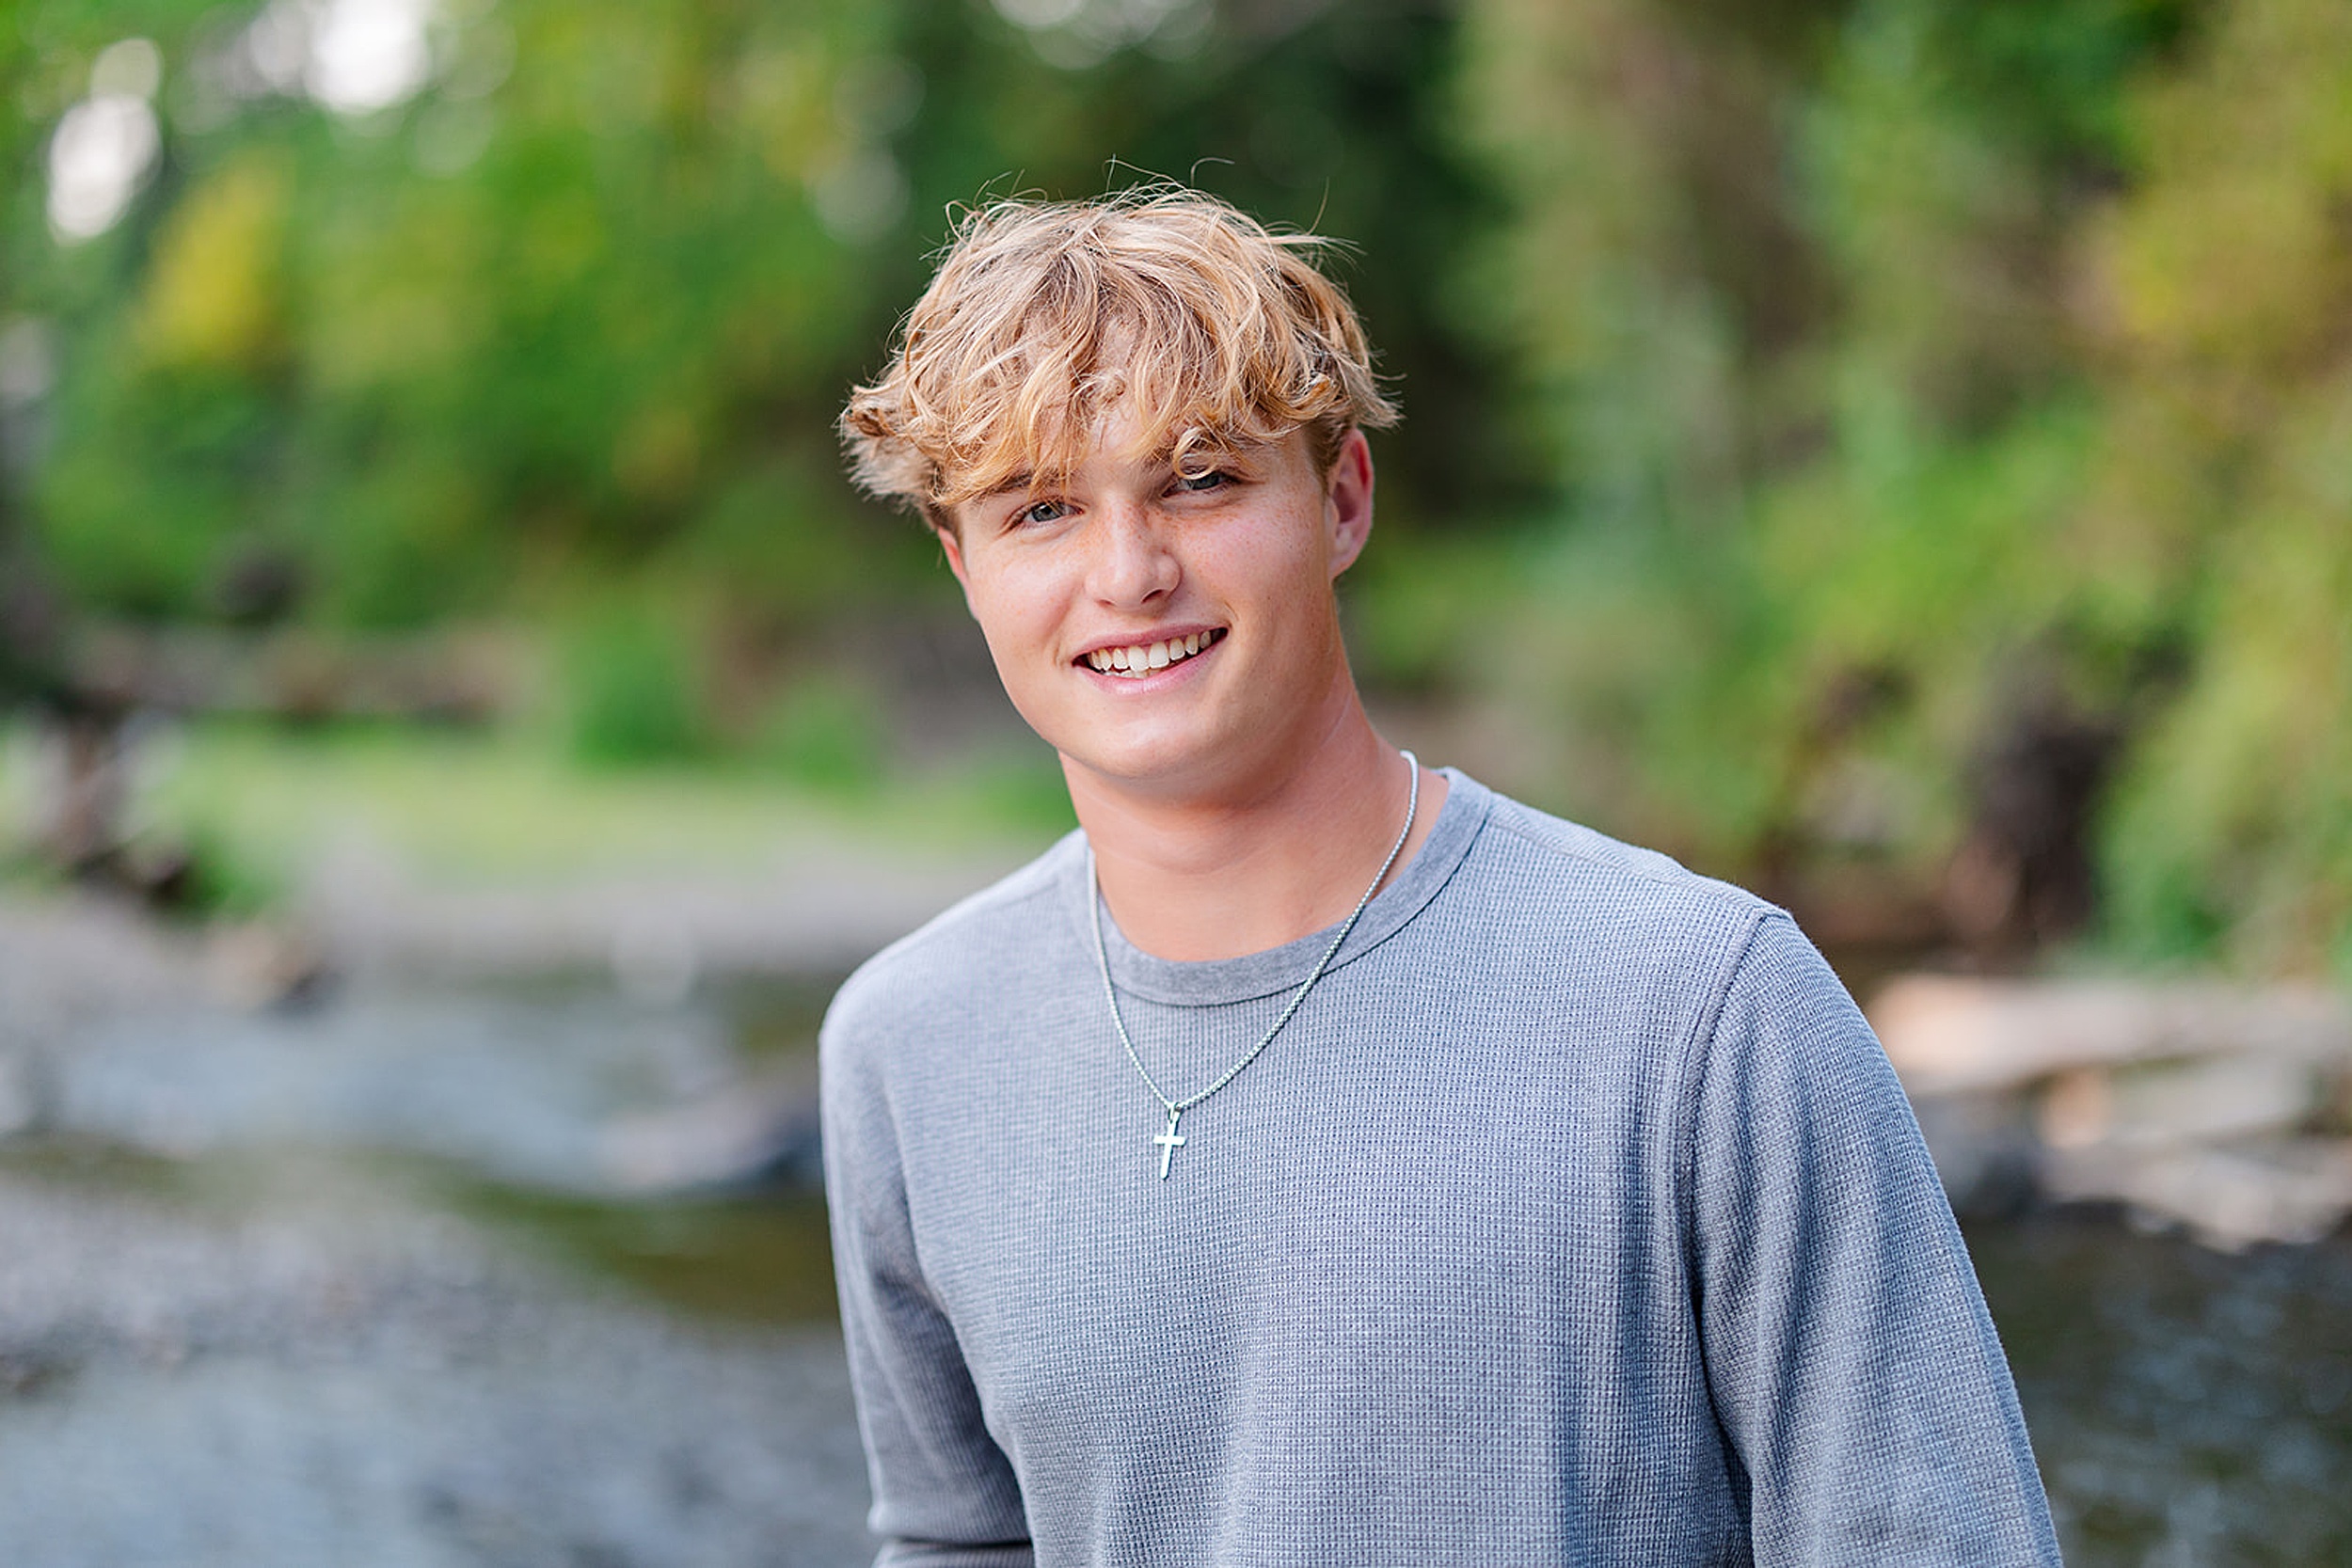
[820,772,2060,1566]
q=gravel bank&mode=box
[0,1164,876,1567]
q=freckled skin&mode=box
[941,423,1375,812]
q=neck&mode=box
[1067,695,1446,961]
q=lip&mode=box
[1070,624,1227,664]
[1071,625,1228,685]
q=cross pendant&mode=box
[1152,1107,1187,1180]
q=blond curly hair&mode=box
[840,186,1399,529]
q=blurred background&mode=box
[1,0,2348,1562]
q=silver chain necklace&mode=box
[1087,751,1420,1180]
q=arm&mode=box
[1683,913,2061,1565]
[821,1009,1034,1568]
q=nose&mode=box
[1086,499,1179,608]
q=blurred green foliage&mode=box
[5,0,1496,635]
[1454,0,2349,975]
[561,603,707,765]
[1,0,2345,974]
[754,671,885,795]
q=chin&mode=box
[1057,739,1208,789]
[1057,723,1276,798]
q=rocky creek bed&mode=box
[0,892,878,1566]
[0,1157,875,1568]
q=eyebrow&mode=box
[967,441,1266,506]
[971,472,1039,504]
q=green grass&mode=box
[0,719,1073,903]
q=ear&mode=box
[935,522,974,602]
[1324,428,1375,578]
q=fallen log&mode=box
[1869,975,2352,1097]
[1867,974,2352,1247]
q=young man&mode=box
[824,188,2059,1566]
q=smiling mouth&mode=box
[1081,628,1226,678]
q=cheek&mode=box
[963,569,1064,664]
[1209,530,1331,616]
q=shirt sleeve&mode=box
[1683,911,2062,1566]
[821,1003,1035,1568]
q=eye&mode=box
[1172,469,1231,495]
[1016,498,1071,526]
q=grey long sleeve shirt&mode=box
[820,771,2059,1566]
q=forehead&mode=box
[943,370,1232,480]
[961,419,1305,502]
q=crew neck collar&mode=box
[1068,768,1492,1007]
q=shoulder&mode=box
[1476,787,1744,894]
[1451,778,1785,990]
[821,828,1086,1059]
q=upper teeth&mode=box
[1086,630,1216,675]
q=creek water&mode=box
[2,977,2347,1565]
